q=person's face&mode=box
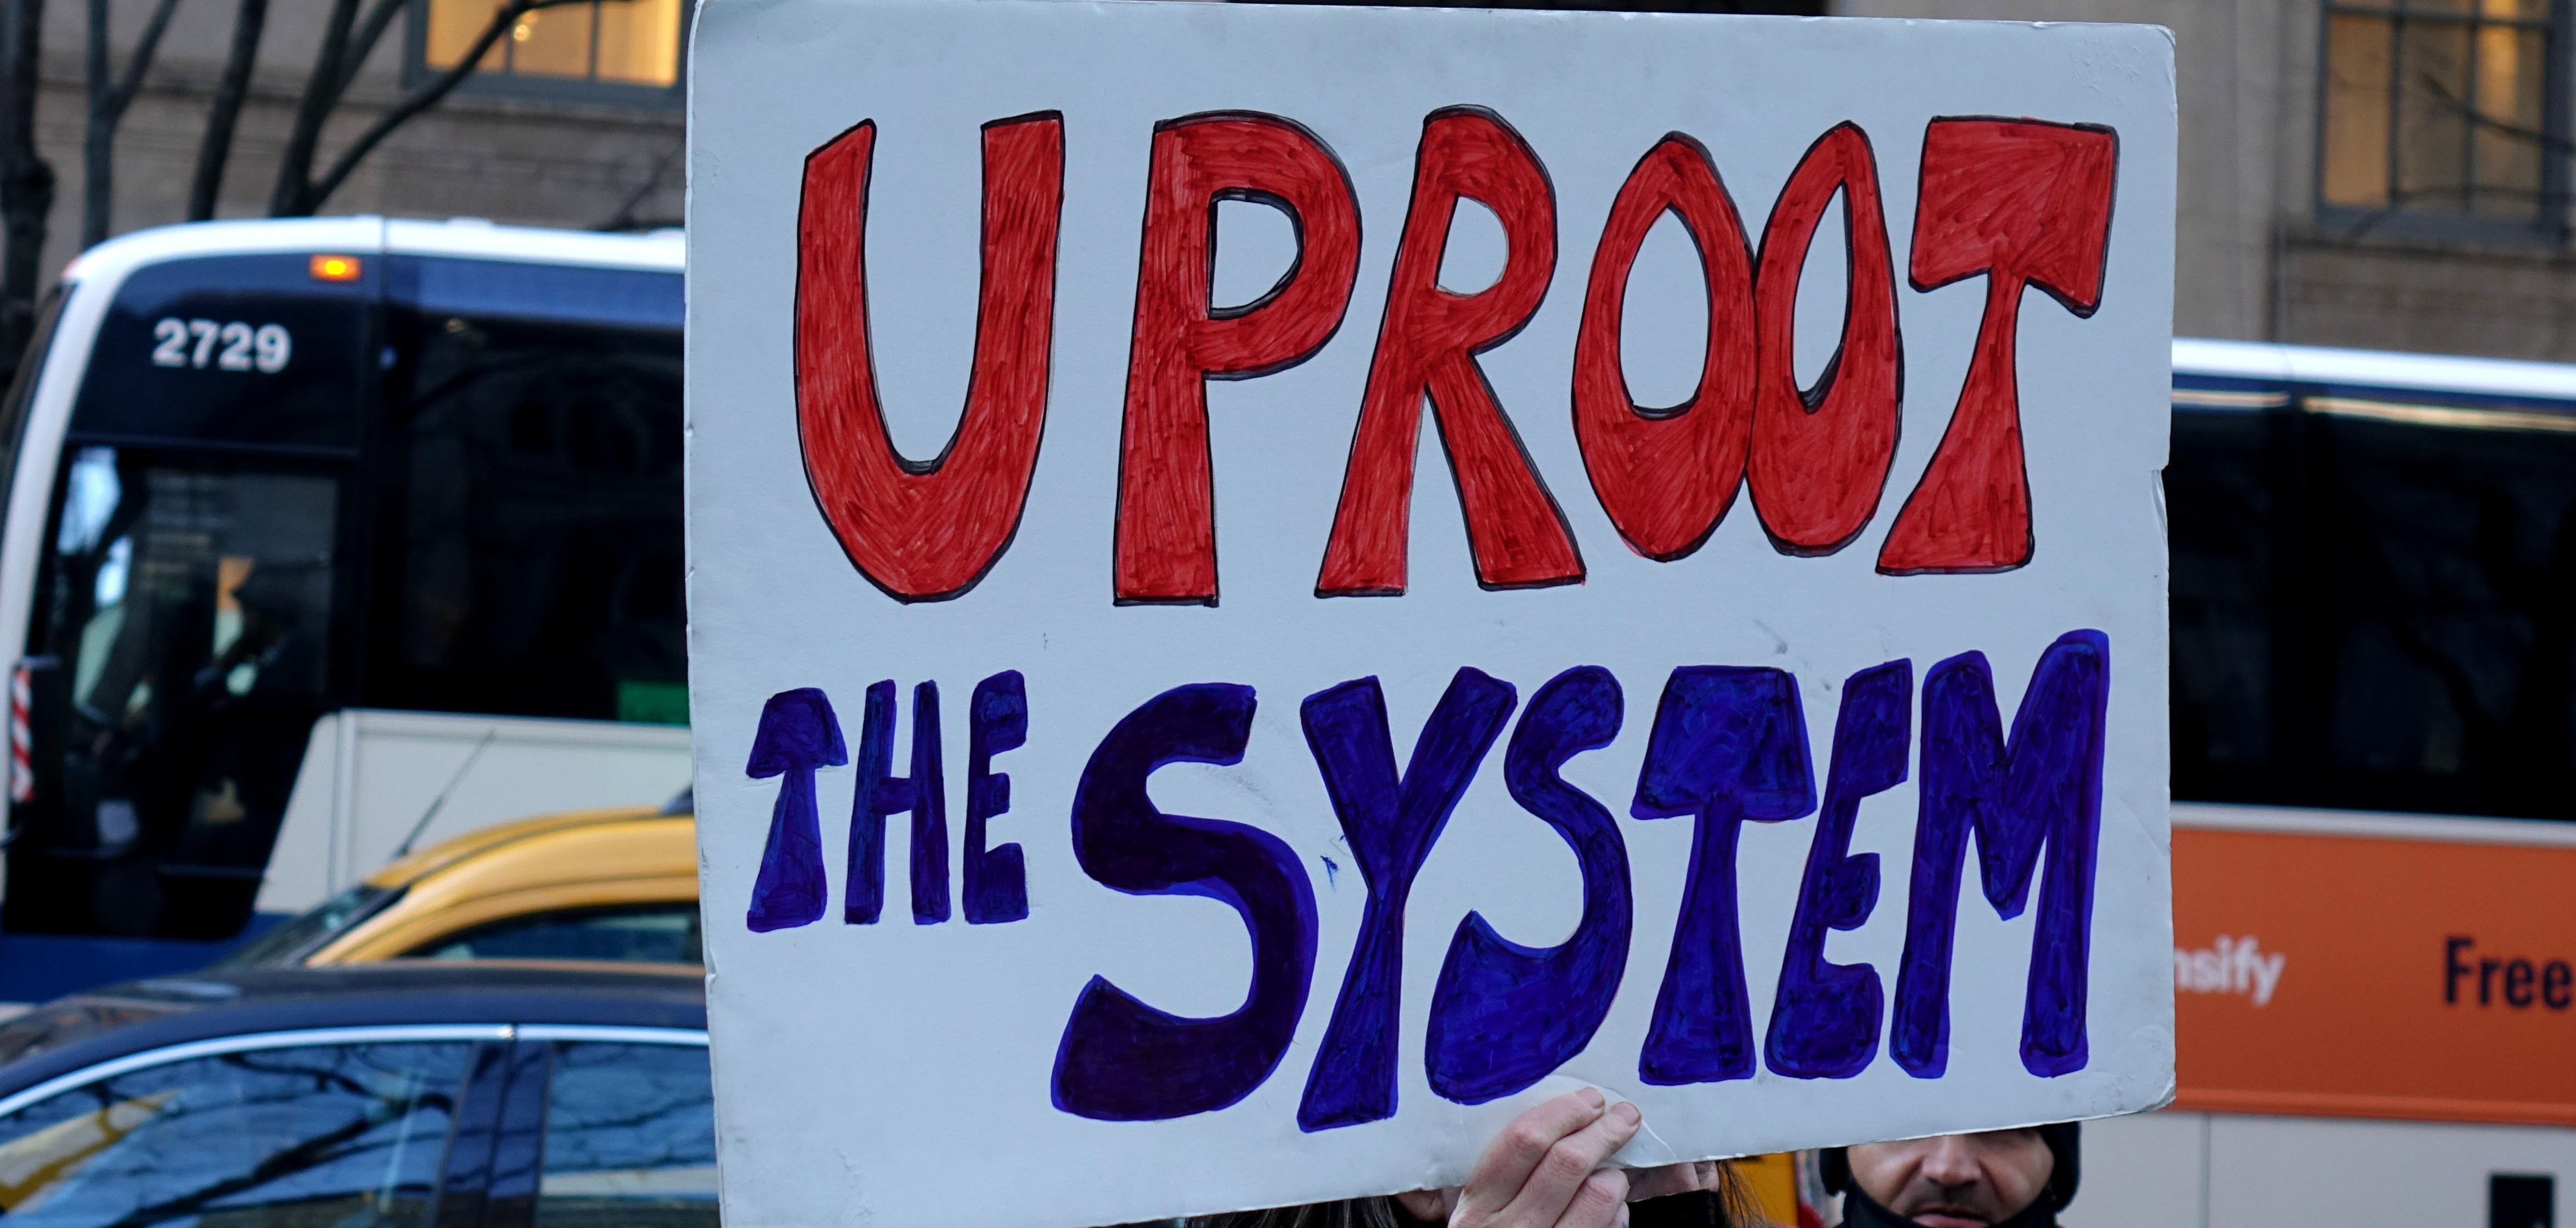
[1845,1129,2054,1228]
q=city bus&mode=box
[0,219,689,1000]
[2079,337,2576,1226]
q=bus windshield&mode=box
[13,450,338,938]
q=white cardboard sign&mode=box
[685,5,2176,1226]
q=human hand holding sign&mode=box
[1391,1091,1727,1228]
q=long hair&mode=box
[1187,1197,1414,1228]
[1186,1169,1756,1228]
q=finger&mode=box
[1395,1189,1451,1224]
[1463,1090,1609,1212]
[1500,1100,1641,1227]
[1622,1159,1720,1202]
[1557,1168,1631,1228]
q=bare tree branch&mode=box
[0,0,57,381]
[280,0,589,216]
[336,0,412,97]
[84,0,187,245]
[598,136,681,231]
[2415,68,2576,157]
[2321,68,2574,240]
[107,0,182,107]
[187,0,267,220]
[267,0,367,216]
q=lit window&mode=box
[414,0,684,104]
[2319,0,2561,234]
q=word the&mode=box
[2445,936,2574,1010]
[793,109,2117,603]
[2174,935,2284,1006]
[741,631,2112,1125]
[743,674,1031,930]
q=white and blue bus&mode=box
[0,219,690,999]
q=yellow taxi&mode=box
[220,805,700,969]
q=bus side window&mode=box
[2308,402,2576,819]
[2172,387,2576,820]
[2169,403,2293,805]
[366,310,685,725]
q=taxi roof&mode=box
[364,805,683,890]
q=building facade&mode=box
[52,0,2576,362]
[1840,0,2576,361]
[35,0,685,278]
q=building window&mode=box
[411,0,684,106]
[2319,0,2566,237]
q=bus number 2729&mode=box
[150,318,290,374]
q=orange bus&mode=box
[2068,341,2576,1228]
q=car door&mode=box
[0,1022,717,1227]
[510,1027,717,1228]
[0,1024,499,1226]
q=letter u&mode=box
[796,112,1067,602]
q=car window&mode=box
[0,1040,472,1226]
[413,903,702,964]
[537,1041,717,1227]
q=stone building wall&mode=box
[50,0,2576,365]
[27,0,681,280]
[1836,0,2576,364]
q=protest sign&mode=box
[684,3,2177,1225]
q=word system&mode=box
[685,4,2179,1227]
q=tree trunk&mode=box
[0,0,55,381]
[83,0,110,246]
[266,0,358,218]
[86,0,187,246]
[188,0,267,221]
[279,0,578,218]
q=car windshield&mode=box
[215,882,403,968]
